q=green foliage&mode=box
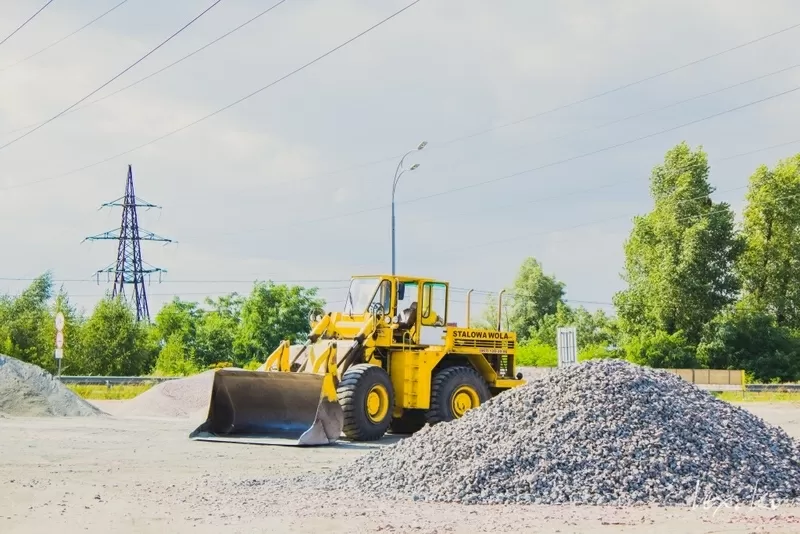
[153,333,202,377]
[78,297,158,376]
[508,258,566,342]
[529,302,615,348]
[516,341,557,367]
[614,142,743,346]
[0,275,325,378]
[623,330,696,368]
[578,343,618,361]
[233,281,324,366]
[696,307,800,383]
[67,383,153,400]
[736,155,800,329]
[0,272,55,371]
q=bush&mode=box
[516,341,557,367]
[153,334,202,376]
[697,309,800,383]
[622,330,696,368]
[578,343,618,361]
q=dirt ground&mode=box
[2,402,800,533]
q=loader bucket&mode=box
[189,368,343,446]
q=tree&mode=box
[0,272,55,371]
[529,302,619,358]
[471,292,512,331]
[79,296,157,375]
[233,282,324,366]
[614,142,743,346]
[507,257,565,341]
[623,330,696,368]
[154,333,201,376]
[736,154,800,329]
[697,307,800,382]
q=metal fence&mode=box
[57,374,800,392]
[59,376,180,385]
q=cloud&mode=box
[2,0,800,316]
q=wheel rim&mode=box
[451,385,480,417]
[366,384,390,423]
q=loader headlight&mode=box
[384,316,392,325]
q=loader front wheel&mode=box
[426,365,490,424]
[337,364,394,441]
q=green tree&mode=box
[153,333,202,376]
[530,302,619,359]
[736,154,800,328]
[507,257,565,341]
[623,330,696,368]
[233,282,324,366]
[697,307,800,382]
[0,273,55,370]
[79,296,157,375]
[614,142,743,346]
[471,292,512,331]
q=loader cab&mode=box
[343,275,449,345]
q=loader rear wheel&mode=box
[426,366,490,424]
[337,364,394,441]
[388,409,427,434]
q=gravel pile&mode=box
[322,359,800,506]
[114,370,215,418]
[0,354,104,417]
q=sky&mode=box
[1,0,800,325]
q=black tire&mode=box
[426,365,491,424]
[337,364,394,441]
[388,409,427,434]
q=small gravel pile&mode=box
[323,359,800,506]
[115,370,215,418]
[0,354,104,417]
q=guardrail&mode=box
[58,376,180,385]
[57,375,800,392]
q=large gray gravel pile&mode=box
[0,354,104,417]
[322,359,800,506]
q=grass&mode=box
[715,391,800,403]
[67,383,153,400]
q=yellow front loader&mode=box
[190,275,526,446]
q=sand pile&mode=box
[114,370,215,419]
[321,359,800,506]
[0,354,104,417]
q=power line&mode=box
[291,62,800,234]
[436,181,797,254]
[1,0,287,134]
[142,17,800,195]
[0,0,129,74]
[0,0,225,153]
[0,0,56,49]
[433,20,800,148]
[1,0,424,191]
[201,82,800,238]
[0,277,349,284]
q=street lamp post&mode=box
[392,141,426,275]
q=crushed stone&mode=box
[318,359,800,506]
[0,354,104,417]
[113,370,215,419]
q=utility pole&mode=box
[392,141,426,274]
[84,165,173,322]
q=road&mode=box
[1,402,800,533]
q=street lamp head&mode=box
[417,141,427,150]
[410,163,420,171]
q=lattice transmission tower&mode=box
[84,165,173,322]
